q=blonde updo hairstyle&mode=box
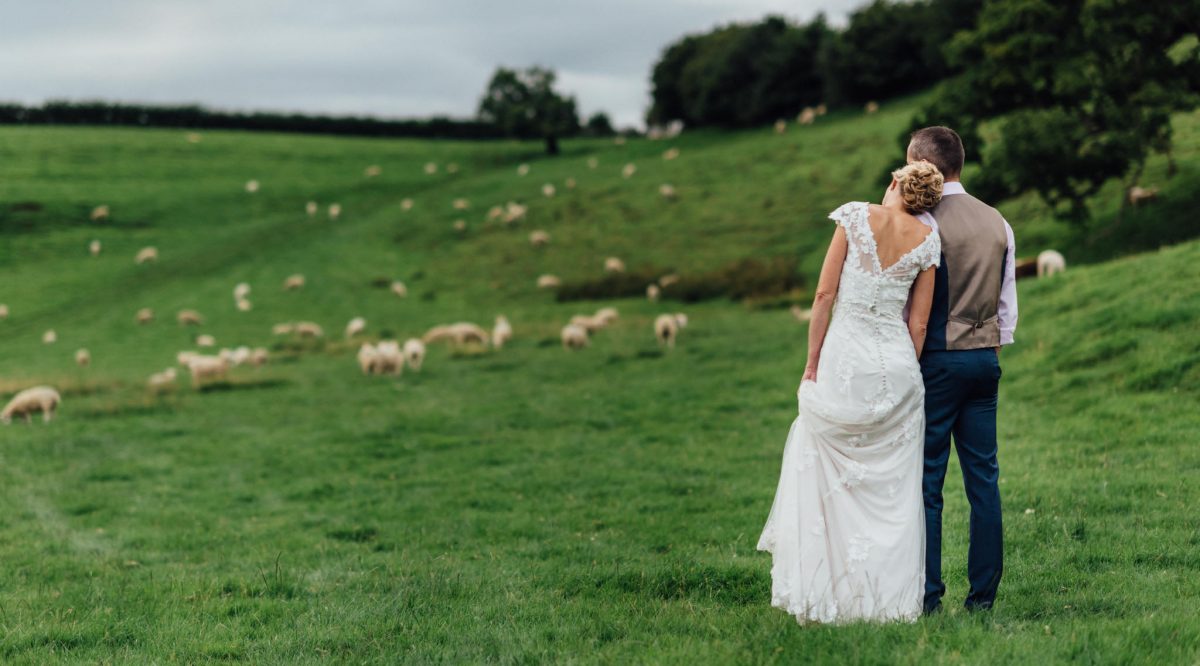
[891,160,944,213]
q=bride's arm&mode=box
[802,226,848,382]
[908,266,936,358]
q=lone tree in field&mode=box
[908,1,1200,222]
[478,66,580,155]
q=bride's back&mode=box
[866,204,933,270]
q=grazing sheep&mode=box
[75,348,90,367]
[659,184,677,201]
[186,132,202,143]
[91,205,110,221]
[542,183,556,198]
[492,315,512,348]
[295,322,324,338]
[306,201,319,215]
[364,165,382,177]
[42,329,57,344]
[446,163,459,174]
[453,198,470,210]
[517,163,530,177]
[196,334,216,348]
[401,198,414,211]
[272,322,295,335]
[391,280,408,298]
[595,307,619,326]
[89,239,102,256]
[797,107,816,125]
[148,367,177,391]
[865,101,880,114]
[569,310,616,334]
[283,274,305,290]
[2,386,61,424]
[345,316,366,338]
[136,246,158,264]
[233,282,251,301]
[587,157,599,170]
[503,202,528,225]
[236,298,252,312]
[250,347,269,367]
[453,219,467,234]
[561,323,589,350]
[1128,186,1159,206]
[537,274,561,289]
[529,230,550,247]
[424,162,438,175]
[423,322,488,346]
[659,273,680,288]
[663,148,681,161]
[565,177,577,190]
[357,343,380,375]
[622,163,637,179]
[177,310,204,326]
[219,346,251,366]
[186,355,228,388]
[647,284,661,302]
[655,313,689,349]
[245,179,260,193]
[791,305,812,323]
[136,308,154,324]
[614,136,626,145]
[486,205,504,222]
[403,338,426,371]
[328,203,342,220]
[1037,250,1066,278]
[604,257,626,273]
[177,350,199,366]
[375,340,405,375]
[0,304,8,319]
[774,119,787,134]
[816,104,827,116]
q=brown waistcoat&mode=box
[931,194,1008,350]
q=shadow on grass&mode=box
[562,560,768,605]
[197,378,291,393]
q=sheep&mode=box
[1128,186,1159,206]
[306,201,319,216]
[90,205,110,221]
[517,163,530,177]
[587,157,599,170]
[816,104,827,116]
[663,148,680,161]
[89,239,102,256]
[272,322,295,336]
[401,198,414,211]
[403,338,426,371]
[236,298,253,312]
[424,162,438,175]
[453,198,470,210]
[537,274,561,289]
[364,164,382,177]
[595,307,619,325]
[250,347,269,367]
[245,179,260,193]
[219,346,251,366]
[186,132,202,143]
[529,230,550,247]
[453,219,467,234]
[42,329,57,344]
[647,284,661,302]
[774,119,787,134]
[345,316,366,338]
[295,322,324,338]
[328,203,342,220]
[233,282,251,301]
[136,308,154,324]
[486,205,505,222]
[604,257,626,273]
[565,177,577,190]
[1037,250,1066,278]
[659,184,678,201]
[196,334,216,347]
[0,304,8,319]
[75,348,90,367]
[177,309,204,326]
[665,120,684,138]
[148,367,177,391]
[865,101,880,114]
[791,305,812,322]
[2,386,61,424]
[561,323,589,350]
[136,246,158,264]
[423,322,488,346]
[375,340,404,375]
[655,313,689,349]
[622,163,637,179]
[283,274,306,290]
[569,313,613,334]
[614,136,626,145]
[446,163,459,174]
[503,202,528,225]
[797,107,816,125]
[357,343,380,375]
[492,315,512,348]
[186,355,228,388]
[391,281,408,297]
[542,183,556,198]
[659,273,680,288]
[177,350,199,366]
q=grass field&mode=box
[0,97,1198,663]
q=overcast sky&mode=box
[0,1,864,128]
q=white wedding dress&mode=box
[757,201,941,624]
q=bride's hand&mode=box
[802,364,817,383]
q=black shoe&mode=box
[922,602,942,616]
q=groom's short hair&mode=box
[908,126,964,179]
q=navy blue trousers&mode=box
[920,348,1004,612]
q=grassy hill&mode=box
[0,97,1197,663]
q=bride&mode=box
[757,161,944,623]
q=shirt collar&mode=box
[942,181,966,196]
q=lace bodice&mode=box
[828,201,940,323]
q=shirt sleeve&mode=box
[998,220,1018,345]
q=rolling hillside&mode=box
[0,99,1197,663]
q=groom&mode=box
[907,127,1017,614]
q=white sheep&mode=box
[659,184,678,201]
[1128,186,1158,206]
[791,305,813,323]
[328,203,342,220]
[90,205,110,221]
[306,201,319,216]
[565,177,577,190]
[75,348,90,367]
[587,157,599,170]
[424,162,438,175]
[196,334,216,347]
[135,308,153,324]
[647,284,661,302]
[569,314,609,334]
[89,239,102,256]
[2,386,61,424]
[542,183,556,198]
[177,350,199,366]
[233,282,251,301]
[492,315,512,348]
[453,219,467,234]
[423,322,488,346]
[250,348,269,367]
[245,179,260,193]
[446,163,459,174]
[604,257,626,273]
[186,132,202,143]
[595,307,619,326]
[622,163,636,179]
[295,322,324,338]
[529,230,550,247]
[0,304,8,319]
[537,274,561,289]
[186,355,228,388]
[391,280,408,298]
[403,338,426,371]
[148,367,177,391]
[865,101,880,114]
[517,163,530,177]
[663,148,680,161]
[136,246,158,264]
[797,107,816,125]
[283,274,306,290]
[345,316,366,338]
[503,202,527,225]
[272,323,295,336]
[357,343,380,375]
[453,198,470,210]
[401,198,414,211]
[561,323,589,350]
[42,329,57,344]
[364,165,382,177]
[486,205,504,222]
[614,136,626,145]
[774,119,787,134]
[1037,250,1066,278]
[236,298,253,312]
[376,340,405,375]
[655,313,689,349]
[659,273,680,288]
[177,310,204,326]
[816,104,827,116]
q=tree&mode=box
[584,112,615,137]
[908,1,1200,222]
[478,66,580,155]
